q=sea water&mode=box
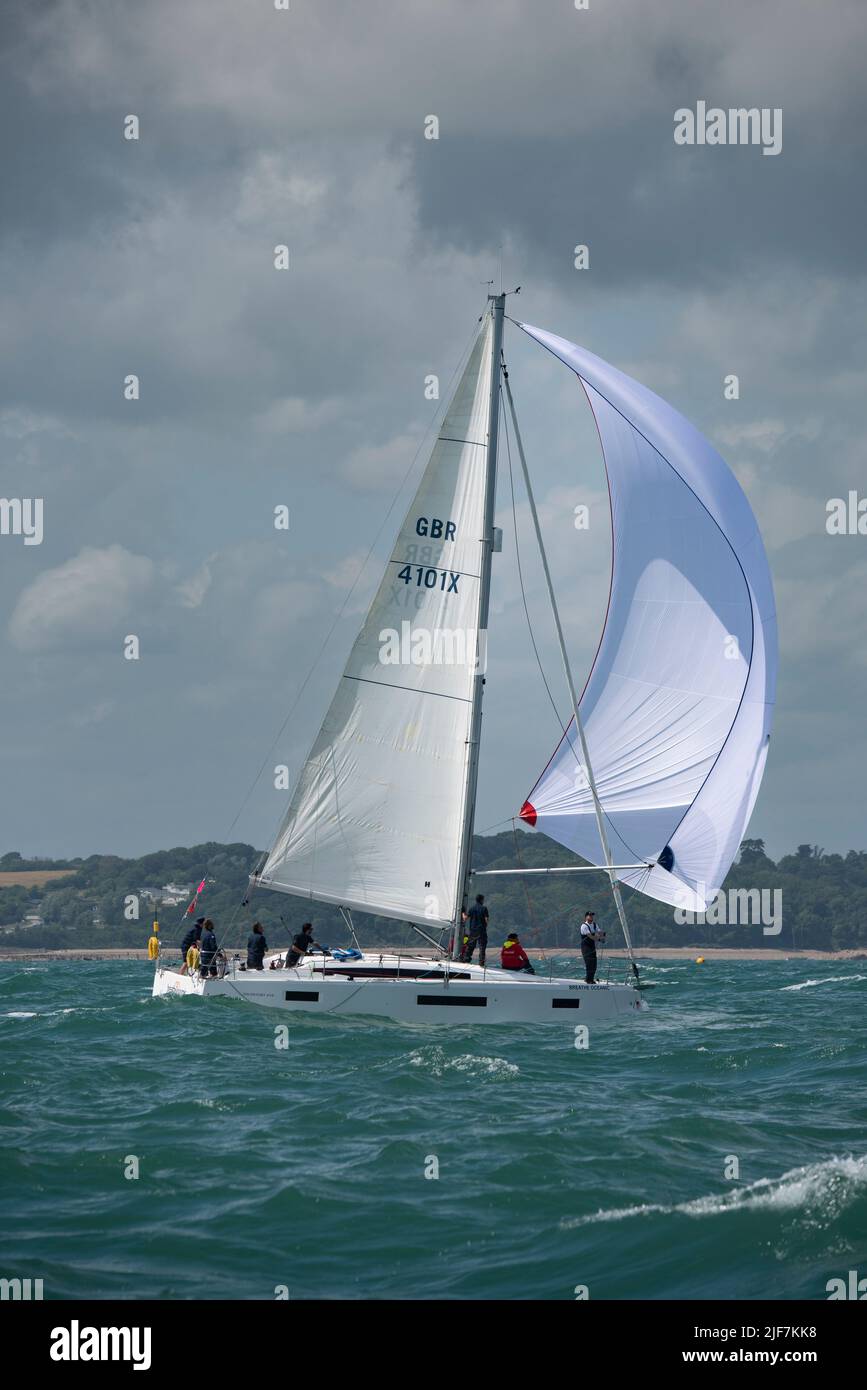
[0,957,865,1300]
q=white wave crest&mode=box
[561,1154,867,1229]
[781,974,867,992]
[408,1046,518,1079]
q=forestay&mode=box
[517,323,777,912]
[259,317,494,926]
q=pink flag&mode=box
[196,878,206,895]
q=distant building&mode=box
[138,884,193,906]
[158,883,193,905]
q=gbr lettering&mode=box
[415,516,456,540]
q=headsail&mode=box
[259,316,494,927]
[517,323,777,913]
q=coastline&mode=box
[1,946,866,962]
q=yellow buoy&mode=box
[695,956,705,964]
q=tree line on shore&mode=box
[0,835,864,952]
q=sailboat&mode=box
[153,293,776,1024]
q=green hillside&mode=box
[1,835,864,953]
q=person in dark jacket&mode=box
[579,910,605,984]
[284,923,320,968]
[199,919,219,977]
[246,922,268,970]
[460,894,489,966]
[179,917,204,974]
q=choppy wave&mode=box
[781,974,867,991]
[1,958,866,1299]
[561,1154,867,1228]
[408,1045,519,1078]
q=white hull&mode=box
[151,951,647,1024]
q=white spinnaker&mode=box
[518,323,777,913]
[260,317,493,927]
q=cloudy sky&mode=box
[1,0,865,862]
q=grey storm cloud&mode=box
[0,0,865,860]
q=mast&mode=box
[502,364,640,980]
[451,292,506,959]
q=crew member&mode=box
[246,921,268,971]
[500,931,535,974]
[579,910,605,984]
[461,894,489,966]
[180,917,204,975]
[284,923,320,968]
[199,919,219,977]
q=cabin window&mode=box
[285,990,320,1002]
[416,994,488,1007]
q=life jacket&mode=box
[501,939,527,970]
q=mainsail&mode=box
[517,323,777,913]
[259,317,494,927]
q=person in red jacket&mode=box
[500,932,535,974]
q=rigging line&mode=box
[501,385,570,739]
[224,312,487,844]
[197,849,270,960]
[339,906,362,953]
[501,360,639,978]
[168,890,203,943]
[474,815,523,837]
[165,866,246,952]
[505,383,612,958]
[501,357,650,879]
[503,386,635,898]
[202,893,248,962]
[503,368,616,831]
[408,921,448,955]
[510,818,547,959]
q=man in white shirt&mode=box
[579,910,605,983]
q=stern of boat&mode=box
[152,962,206,999]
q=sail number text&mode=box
[397,564,460,594]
